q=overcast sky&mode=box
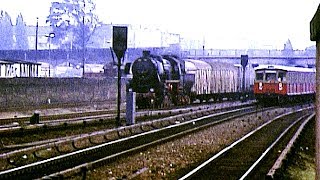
[1,0,319,49]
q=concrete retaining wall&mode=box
[0,78,125,109]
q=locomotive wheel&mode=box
[182,95,191,105]
[162,95,172,108]
[176,94,184,105]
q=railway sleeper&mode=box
[208,109,216,114]
[33,147,59,160]
[183,115,192,121]
[72,136,92,150]
[104,129,120,141]
[151,120,164,129]
[0,143,62,171]
[195,112,203,118]
[167,117,177,125]
[0,158,15,171]
[117,127,132,138]
[161,120,170,127]
[55,140,76,153]
[129,124,144,135]
[89,132,107,145]
[174,116,184,123]
[6,151,37,167]
[140,122,154,132]
[201,111,211,116]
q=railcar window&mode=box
[266,73,276,81]
[278,72,286,81]
[255,72,264,81]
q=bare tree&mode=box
[46,0,100,49]
[0,11,14,50]
[15,13,29,50]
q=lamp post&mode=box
[82,16,85,78]
[46,33,55,76]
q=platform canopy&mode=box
[311,4,320,41]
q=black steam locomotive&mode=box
[127,51,191,108]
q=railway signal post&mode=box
[241,55,248,101]
[112,26,128,127]
[311,4,320,179]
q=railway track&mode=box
[0,109,115,126]
[0,103,312,179]
[0,101,253,145]
[179,108,314,179]
[0,102,256,168]
[0,105,259,179]
[0,101,253,126]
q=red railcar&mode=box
[254,65,315,104]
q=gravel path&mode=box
[81,108,289,179]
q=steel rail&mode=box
[0,106,256,179]
[179,107,313,180]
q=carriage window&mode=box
[278,72,286,81]
[255,72,264,81]
[266,73,276,81]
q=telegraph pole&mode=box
[310,4,320,179]
[35,17,39,62]
[82,1,86,78]
[82,16,85,78]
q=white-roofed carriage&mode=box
[254,65,315,105]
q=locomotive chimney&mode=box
[143,50,151,57]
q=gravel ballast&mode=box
[79,108,290,179]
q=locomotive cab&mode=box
[161,55,187,106]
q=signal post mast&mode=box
[311,4,320,179]
[241,55,248,101]
[112,26,128,127]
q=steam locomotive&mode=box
[126,51,253,108]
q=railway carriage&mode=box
[185,59,240,102]
[253,65,316,104]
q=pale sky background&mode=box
[1,0,319,49]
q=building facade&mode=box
[23,24,181,50]
[0,59,40,78]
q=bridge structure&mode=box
[184,49,316,67]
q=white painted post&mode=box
[126,90,136,125]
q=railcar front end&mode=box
[254,65,315,105]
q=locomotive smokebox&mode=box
[143,50,151,57]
